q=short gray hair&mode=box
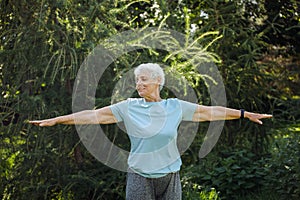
[134,63,165,90]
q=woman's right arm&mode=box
[29,106,117,127]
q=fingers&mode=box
[249,113,272,125]
[28,120,43,126]
[256,119,263,125]
[28,120,40,125]
[28,120,54,127]
[249,118,263,125]
[261,114,273,118]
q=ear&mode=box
[157,77,162,85]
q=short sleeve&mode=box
[109,100,128,122]
[179,100,198,121]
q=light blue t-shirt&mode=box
[109,98,197,178]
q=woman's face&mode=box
[135,72,160,98]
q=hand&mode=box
[246,112,273,125]
[29,118,57,127]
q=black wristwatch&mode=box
[240,109,245,119]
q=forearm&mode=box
[55,110,98,125]
[29,106,117,127]
[194,105,272,124]
[194,105,243,121]
[213,106,243,120]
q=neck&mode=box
[143,94,162,102]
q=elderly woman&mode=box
[30,63,272,200]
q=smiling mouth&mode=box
[137,87,145,91]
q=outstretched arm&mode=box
[193,105,272,124]
[29,106,117,127]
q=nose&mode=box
[136,79,143,85]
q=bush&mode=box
[181,175,220,200]
[206,150,270,199]
[181,122,300,200]
[264,123,300,199]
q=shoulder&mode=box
[176,99,199,109]
[111,98,144,108]
[165,98,195,107]
[127,98,143,102]
[167,98,192,105]
[165,98,179,103]
[112,98,142,104]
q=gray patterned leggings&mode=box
[126,171,182,200]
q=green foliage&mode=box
[263,123,300,199]
[263,0,300,52]
[181,180,220,200]
[0,0,133,199]
[182,150,269,199]
[181,122,300,200]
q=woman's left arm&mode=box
[192,105,272,124]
